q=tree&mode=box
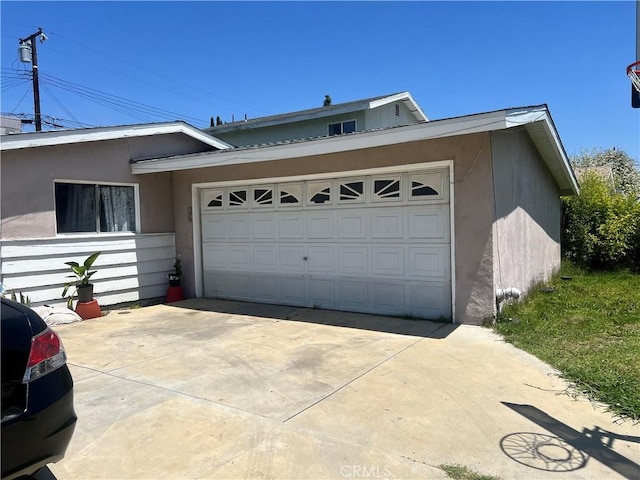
[570,148,640,197]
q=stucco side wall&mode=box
[171,132,496,324]
[1,138,173,239]
[491,129,562,298]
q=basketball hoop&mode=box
[627,60,640,92]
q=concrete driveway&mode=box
[50,299,639,479]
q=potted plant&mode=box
[62,252,101,308]
[168,257,182,287]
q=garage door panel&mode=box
[227,247,252,271]
[408,283,450,319]
[372,281,406,312]
[337,280,369,310]
[254,275,280,302]
[306,212,334,239]
[226,274,252,300]
[306,246,334,273]
[372,247,405,276]
[254,246,278,271]
[408,208,449,241]
[252,215,277,239]
[203,272,225,298]
[337,212,368,239]
[202,216,225,241]
[408,246,449,280]
[228,217,250,239]
[203,245,226,269]
[338,246,369,275]
[280,277,305,304]
[308,278,335,308]
[279,246,304,272]
[279,214,304,238]
[371,211,404,239]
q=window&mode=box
[228,189,248,207]
[339,180,364,203]
[307,181,332,205]
[253,187,273,207]
[410,172,442,198]
[328,120,356,136]
[279,183,302,206]
[55,182,137,233]
[373,176,401,201]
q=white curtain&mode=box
[99,186,135,232]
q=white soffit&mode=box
[0,122,233,151]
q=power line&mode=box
[45,31,273,116]
[38,72,208,125]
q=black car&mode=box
[1,298,77,480]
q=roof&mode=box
[132,105,579,196]
[0,121,233,151]
[204,92,428,134]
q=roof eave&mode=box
[0,121,233,151]
[132,106,578,197]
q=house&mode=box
[0,95,578,324]
[0,122,231,306]
[205,92,427,147]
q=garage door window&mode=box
[410,172,442,199]
[279,184,302,206]
[373,176,401,202]
[229,189,248,208]
[339,180,364,203]
[253,187,274,207]
[308,181,332,205]
[55,182,137,234]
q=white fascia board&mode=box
[0,122,232,151]
[131,110,510,175]
[368,91,429,122]
[503,106,579,195]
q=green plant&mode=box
[563,172,640,271]
[168,257,182,285]
[438,464,500,480]
[62,251,101,308]
[7,290,31,307]
[173,257,182,278]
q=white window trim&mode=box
[53,179,140,235]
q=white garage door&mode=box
[200,167,451,320]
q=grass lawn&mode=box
[493,262,640,421]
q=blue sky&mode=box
[1,1,638,163]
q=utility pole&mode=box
[19,28,47,131]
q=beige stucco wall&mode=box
[1,138,174,239]
[490,129,562,298]
[171,132,496,324]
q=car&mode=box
[1,297,77,480]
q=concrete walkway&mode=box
[50,299,639,479]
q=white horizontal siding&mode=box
[1,233,176,307]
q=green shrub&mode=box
[563,172,640,271]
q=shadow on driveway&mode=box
[168,298,458,339]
